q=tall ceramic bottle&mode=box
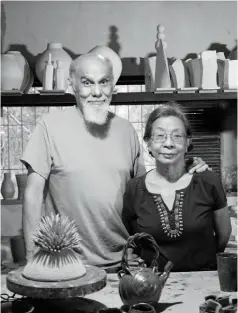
[55,60,65,91]
[43,53,54,90]
[35,43,72,90]
[1,172,15,199]
[16,173,27,200]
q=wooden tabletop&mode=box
[1,270,237,313]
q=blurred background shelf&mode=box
[1,91,237,107]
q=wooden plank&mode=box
[1,92,237,107]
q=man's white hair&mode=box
[69,53,113,79]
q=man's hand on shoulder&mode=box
[187,157,212,174]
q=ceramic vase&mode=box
[1,172,15,199]
[16,173,27,200]
[1,54,24,91]
[35,43,72,91]
[6,51,31,92]
[10,235,26,263]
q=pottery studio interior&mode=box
[1,1,238,313]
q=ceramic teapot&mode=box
[118,233,173,306]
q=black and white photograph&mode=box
[1,1,237,312]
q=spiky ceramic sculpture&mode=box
[22,214,86,282]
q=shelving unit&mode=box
[1,91,237,107]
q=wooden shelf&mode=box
[1,91,237,107]
[1,199,23,205]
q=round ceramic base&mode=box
[6,265,107,299]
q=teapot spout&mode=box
[159,261,174,286]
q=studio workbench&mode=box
[1,270,237,313]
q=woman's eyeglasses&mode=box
[151,133,187,144]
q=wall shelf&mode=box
[1,91,237,107]
[1,199,23,205]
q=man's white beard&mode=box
[83,103,109,125]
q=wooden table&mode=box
[1,270,237,313]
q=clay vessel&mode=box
[35,43,72,91]
[118,232,173,306]
[1,54,24,91]
[16,173,27,200]
[1,172,15,199]
[6,51,31,92]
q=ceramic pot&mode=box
[1,54,24,91]
[1,172,15,199]
[6,51,31,92]
[16,173,27,200]
[129,303,156,313]
[217,252,237,292]
[10,235,26,263]
[118,232,173,306]
[35,43,72,91]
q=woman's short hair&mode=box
[143,101,193,151]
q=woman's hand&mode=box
[187,157,212,174]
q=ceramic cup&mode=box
[216,252,237,292]
[10,235,26,263]
[98,309,122,313]
[128,303,156,313]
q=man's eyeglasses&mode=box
[151,133,187,144]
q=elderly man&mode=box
[21,46,208,269]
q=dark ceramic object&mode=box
[217,252,237,292]
[118,233,173,306]
[98,309,122,313]
[129,303,156,313]
[16,173,27,200]
[10,235,26,263]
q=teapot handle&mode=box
[121,232,161,275]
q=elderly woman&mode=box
[122,102,231,271]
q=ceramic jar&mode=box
[6,51,31,92]
[35,43,72,91]
[16,173,27,200]
[10,235,26,263]
[1,172,15,199]
[129,303,156,313]
[1,54,24,91]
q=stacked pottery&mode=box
[35,43,72,91]
[1,51,32,92]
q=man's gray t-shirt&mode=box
[20,106,146,267]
